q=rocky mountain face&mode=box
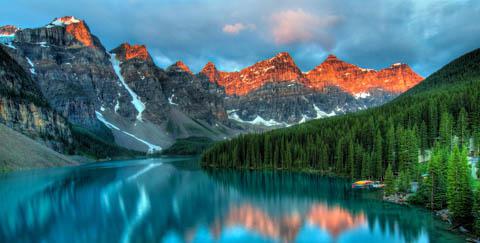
[203,52,307,96]
[305,54,423,95]
[0,47,72,152]
[105,43,232,151]
[0,15,423,153]
[1,17,139,139]
[202,53,423,125]
[165,61,228,123]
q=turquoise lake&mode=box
[0,157,465,242]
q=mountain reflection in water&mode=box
[211,203,366,242]
[0,158,464,243]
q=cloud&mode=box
[270,9,340,48]
[222,23,255,35]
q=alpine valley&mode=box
[0,16,422,163]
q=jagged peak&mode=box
[268,52,294,63]
[45,16,94,47]
[168,61,193,74]
[325,54,340,62]
[275,52,291,58]
[0,25,19,37]
[48,16,82,27]
[112,43,151,61]
[200,61,222,83]
[388,62,408,68]
[201,61,217,72]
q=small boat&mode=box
[352,180,384,189]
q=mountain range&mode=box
[0,16,423,156]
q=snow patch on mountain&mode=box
[95,111,161,153]
[1,41,16,49]
[354,92,371,99]
[313,104,336,118]
[110,54,146,121]
[228,110,287,127]
[26,57,36,75]
[47,16,81,27]
[168,94,178,105]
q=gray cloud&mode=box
[0,0,479,76]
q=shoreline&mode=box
[384,192,479,242]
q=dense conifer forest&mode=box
[201,48,480,234]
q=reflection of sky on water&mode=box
[0,158,463,243]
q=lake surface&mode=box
[0,157,464,243]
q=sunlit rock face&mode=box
[0,25,19,37]
[202,53,422,97]
[113,43,151,62]
[202,52,306,96]
[305,54,423,95]
[47,16,94,47]
[200,61,221,84]
[168,61,193,74]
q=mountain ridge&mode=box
[201,52,423,96]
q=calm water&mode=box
[0,157,464,243]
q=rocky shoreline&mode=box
[384,193,479,242]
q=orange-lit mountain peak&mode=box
[48,16,94,47]
[201,61,217,72]
[168,61,193,74]
[50,16,82,26]
[200,61,221,83]
[268,52,296,65]
[215,52,306,96]
[325,54,339,61]
[119,43,150,61]
[305,54,423,94]
[0,25,19,36]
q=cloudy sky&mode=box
[1,0,479,76]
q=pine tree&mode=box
[347,139,355,179]
[397,169,411,194]
[472,189,480,236]
[456,108,468,148]
[447,146,473,224]
[439,112,453,149]
[335,140,343,174]
[373,130,383,179]
[425,146,447,209]
[386,122,396,171]
[384,164,396,196]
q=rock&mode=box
[201,52,306,96]
[305,54,423,94]
[459,226,469,233]
[0,25,19,36]
[0,46,73,152]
